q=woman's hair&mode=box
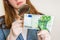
[3,0,43,29]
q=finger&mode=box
[37,31,42,36]
[16,19,23,23]
[38,34,46,40]
[37,30,49,35]
[38,35,42,40]
[12,20,23,25]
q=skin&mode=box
[7,0,50,40]
[8,0,26,9]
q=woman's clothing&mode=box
[0,16,38,40]
[0,29,38,40]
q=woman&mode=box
[0,0,50,40]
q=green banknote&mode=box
[24,14,54,32]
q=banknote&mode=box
[24,14,54,32]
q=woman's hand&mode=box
[11,19,23,37]
[7,19,23,40]
[7,16,24,40]
[37,30,50,40]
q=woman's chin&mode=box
[14,6,22,9]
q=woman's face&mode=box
[8,0,26,9]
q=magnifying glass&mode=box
[18,4,30,16]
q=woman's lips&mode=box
[17,2,23,5]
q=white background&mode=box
[0,0,60,40]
